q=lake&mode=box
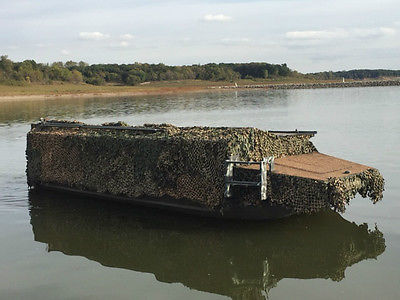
[0,87,399,299]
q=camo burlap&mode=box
[233,166,384,213]
[26,121,317,208]
[26,121,384,213]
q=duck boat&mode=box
[26,119,384,220]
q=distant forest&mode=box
[309,69,400,80]
[1,55,399,86]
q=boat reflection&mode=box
[29,190,385,299]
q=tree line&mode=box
[0,55,293,86]
[309,69,400,80]
[1,55,399,86]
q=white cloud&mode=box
[380,27,396,36]
[120,33,134,40]
[353,27,396,38]
[286,27,396,41]
[203,14,232,22]
[61,49,70,55]
[109,41,130,48]
[286,30,348,40]
[79,31,110,40]
[221,38,250,44]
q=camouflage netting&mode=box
[328,169,384,213]
[26,120,384,213]
[234,167,384,213]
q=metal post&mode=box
[224,159,234,198]
[268,156,275,172]
[260,158,267,200]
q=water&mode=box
[0,87,399,299]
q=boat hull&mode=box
[33,183,295,220]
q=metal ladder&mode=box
[224,156,274,201]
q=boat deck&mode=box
[239,152,371,181]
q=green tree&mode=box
[0,55,13,74]
[18,60,43,82]
[85,76,105,85]
[49,65,72,81]
[70,70,83,83]
[65,60,78,68]
[78,61,89,68]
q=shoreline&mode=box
[0,79,399,103]
[0,86,211,103]
[213,79,400,90]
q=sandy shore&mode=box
[0,86,210,103]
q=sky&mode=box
[1,0,399,72]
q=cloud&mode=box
[120,33,134,40]
[353,27,396,38]
[109,41,130,48]
[221,38,250,44]
[79,31,110,40]
[61,49,70,55]
[203,14,232,22]
[286,30,348,40]
[286,27,396,40]
[380,27,396,36]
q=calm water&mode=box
[0,87,399,299]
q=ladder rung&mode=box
[226,180,260,187]
[225,160,261,165]
[224,156,274,200]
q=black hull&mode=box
[33,183,295,220]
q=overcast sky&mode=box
[1,0,399,72]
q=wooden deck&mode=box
[239,152,371,181]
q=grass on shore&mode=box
[0,77,347,97]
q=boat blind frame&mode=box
[32,120,316,135]
[268,130,317,136]
[32,121,163,133]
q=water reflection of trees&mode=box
[29,191,385,300]
[0,90,290,125]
